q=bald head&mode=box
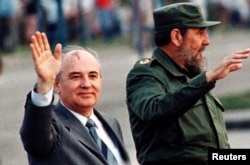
[57,46,101,80]
[54,45,102,115]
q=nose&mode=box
[80,77,91,88]
[203,30,210,45]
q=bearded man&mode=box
[125,3,250,165]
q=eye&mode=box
[69,73,82,80]
[89,73,98,79]
[199,28,206,35]
[89,71,99,79]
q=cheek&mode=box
[94,83,102,96]
[186,37,201,48]
[59,82,79,94]
[189,42,200,51]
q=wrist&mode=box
[36,79,54,95]
[205,71,216,83]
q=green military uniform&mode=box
[126,48,230,164]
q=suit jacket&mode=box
[20,93,130,165]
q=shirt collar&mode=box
[60,101,99,128]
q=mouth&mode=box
[78,92,93,98]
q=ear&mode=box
[170,29,183,46]
[54,79,60,94]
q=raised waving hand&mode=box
[30,31,62,94]
[206,48,250,82]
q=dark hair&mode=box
[154,26,188,46]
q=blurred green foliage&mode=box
[219,91,250,111]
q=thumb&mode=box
[54,43,62,60]
[230,63,243,72]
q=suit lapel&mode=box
[95,110,130,161]
[54,102,130,163]
[54,102,106,162]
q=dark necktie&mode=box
[86,118,118,165]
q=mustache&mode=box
[200,47,206,53]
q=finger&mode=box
[54,44,62,60]
[41,32,51,51]
[235,49,250,54]
[30,35,39,56]
[233,53,249,60]
[31,32,41,55]
[29,43,39,62]
[230,59,243,64]
[35,31,44,52]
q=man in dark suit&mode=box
[20,31,131,165]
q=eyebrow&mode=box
[69,71,81,75]
[68,71,99,76]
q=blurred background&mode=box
[1,0,250,56]
[1,0,250,165]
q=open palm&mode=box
[30,31,62,93]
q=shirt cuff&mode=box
[31,84,54,107]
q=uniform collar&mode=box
[152,48,189,77]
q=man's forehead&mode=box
[62,51,99,68]
[67,50,90,58]
[63,50,98,63]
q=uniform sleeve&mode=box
[126,64,215,123]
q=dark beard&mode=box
[185,60,206,77]
[177,48,208,77]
